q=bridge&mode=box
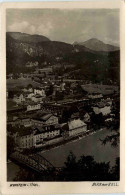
[10,152,56,174]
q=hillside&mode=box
[6,32,120,83]
[7,32,50,43]
[63,49,120,83]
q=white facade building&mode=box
[34,88,46,97]
[27,103,41,111]
[13,94,25,104]
[88,93,103,99]
[17,126,60,149]
[68,119,87,136]
[93,105,111,116]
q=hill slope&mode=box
[6,32,120,83]
[7,32,50,43]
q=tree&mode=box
[100,97,120,147]
[55,91,64,101]
[111,157,120,180]
[27,84,33,89]
[59,152,78,181]
[46,85,53,96]
[11,152,119,181]
[61,108,71,122]
[58,153,118,181]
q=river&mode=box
[7,128,119,181]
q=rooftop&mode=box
[68,119,86,130]
[81,84,119,95]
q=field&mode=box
[7,78,40,90]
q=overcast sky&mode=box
[6,9,119,46]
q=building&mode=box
[22,86,33,93]
[26,92,34,99]
[8,118,33,127]
[31,94,43,103]
[68,119,87,136]
[17,124,61,149]
[34,125,60,148]
[27,103,41,111]
[88,93,103,99]
[93,104,111,116]
[18,131,34,148]
[32,113,58,126]
[81,84,119,95]
[25,61,38,68]
[13,94,25,104]
[34,88,46,97]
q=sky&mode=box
[6,9,119,46]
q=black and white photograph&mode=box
[6,7,120,182]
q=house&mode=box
[34,125,60,148]
[7,118,33,127]
[40,114,58,125]
[25,61,38,68]
[17,131,34,148]
[27,103,41,111]
[71,112,80,120]
[81,84,119,95]
[7,74,13,79]
[17,124,61,149]
[26,92,34,99]
[31,94,43,103]
[22,86,33,93]
[32,113,58,126]
[68,119,87,136]
[34,88,46,97]
[93,103,111,116]
[13,94,25,104]
[88,93,103,99]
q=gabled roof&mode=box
[41,113,53,121]
[68,119,86,130]
[33,127,45,134]
[33,113,57,122]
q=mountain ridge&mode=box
[7,32,51,43]
[6,32,120,83]
[74,38,119,52]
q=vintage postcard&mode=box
[0,0,125,194]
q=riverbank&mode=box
[7,128,119,181]
[40,128,119,167]
[37,128,105,153]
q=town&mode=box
[6,7,120,182]
[7,66,119,155]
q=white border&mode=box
[0,1,125,194]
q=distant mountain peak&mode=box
[74,38,119,52]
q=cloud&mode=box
[8,21,29,32]
[7,9,119,45]
[8,21,37,34]
[8,20,53,37]
[36,22,53,36]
